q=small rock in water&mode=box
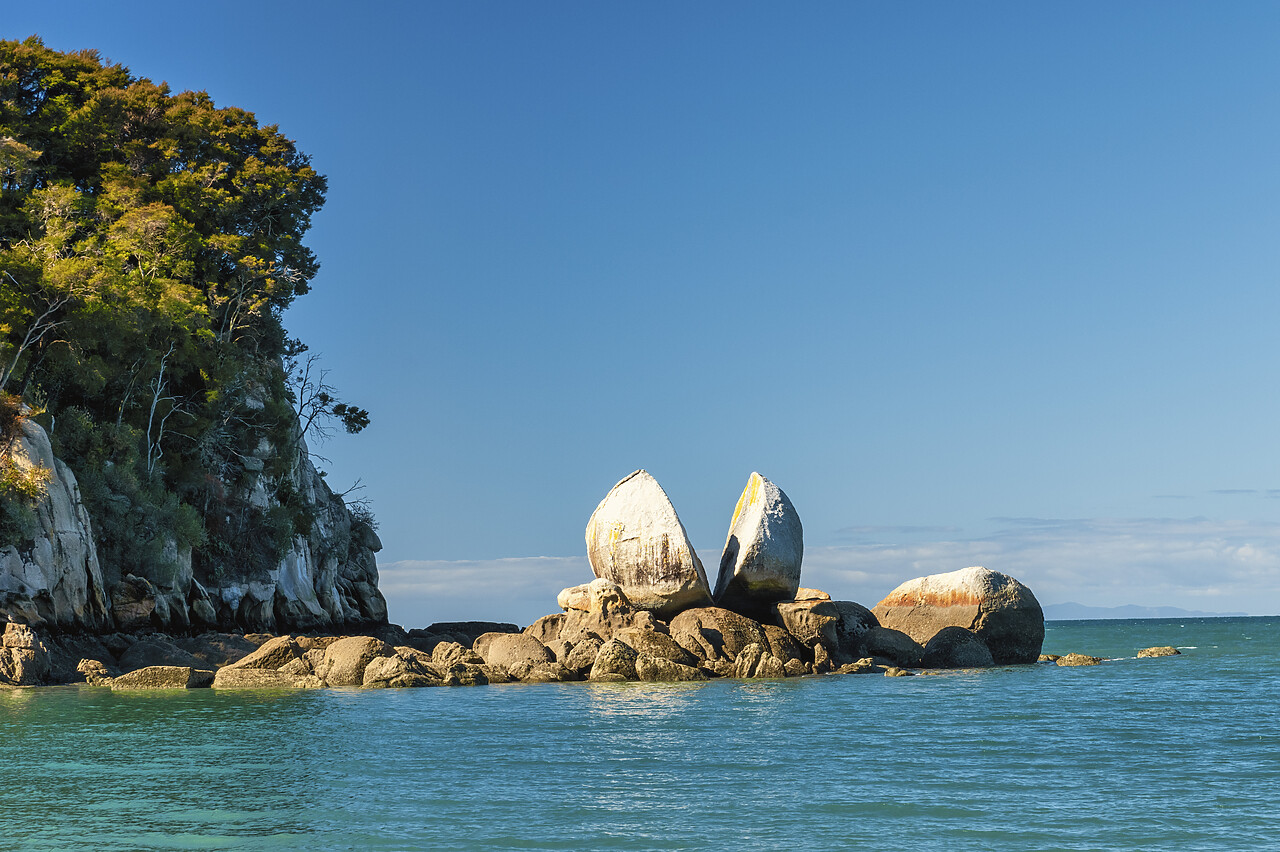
[1038,654,1061,663]
[1056,653,1103,667]
[1137,646,1180,658]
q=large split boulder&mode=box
[713,472,803,616]
[585,470,712,617]
[871,566,1044,664]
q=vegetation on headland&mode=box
[0,37,369,585]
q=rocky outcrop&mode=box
[559,580,660,645]
[584,470,712,617]
[872,566,1044,664]
[1138,646,1180,658]
[212,667,322,689]
[1,416,388,636]
[713,472,803,616]
[669,606,770,666]
[0,622,51,685]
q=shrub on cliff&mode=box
[0,391,50,545]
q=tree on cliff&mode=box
[0,37,368,583]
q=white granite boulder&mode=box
[585,471,712,617]
[712,473,803,616]
[872,566,1044,665]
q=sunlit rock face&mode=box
[0,418,109,631]
[584,470,712,618]
[712,472,803,617]
[1,416,386,635]
[871,566,1044,665]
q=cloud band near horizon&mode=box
[378,516,1280,629]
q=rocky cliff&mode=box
[0,416,386,634]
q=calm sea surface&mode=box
[2,617,1277,851]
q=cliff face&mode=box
[1,417,387,634]
[0,418,110,630]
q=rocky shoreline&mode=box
[1,468,1178,691]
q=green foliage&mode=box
[50,405,205,584]
[0,37,373,586]
[0,391,50,546]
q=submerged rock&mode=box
[713,473,803,616]
[212,667,322,689]
[111,665,214,689]
[872,566,1044,664]
[1056,653,1104,667]
[585,471,712,617]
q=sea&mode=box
[1,616,1277,851]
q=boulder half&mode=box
[713,472,803,616]
[585,470,712,618]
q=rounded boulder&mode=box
[872,566,1044,664]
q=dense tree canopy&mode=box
[0,36,367,582]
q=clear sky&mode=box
[10,2,1280,624]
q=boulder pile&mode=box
[0,469,1054,690]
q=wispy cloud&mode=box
[834,524,962,540]
[801,517,1280,616]
[378,516,1280,629]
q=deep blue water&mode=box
[1,616,1277,851]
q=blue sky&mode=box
[10,3,1280,624]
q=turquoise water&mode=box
[2,617,1277,851]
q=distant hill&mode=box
[1044,602,1248,620]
